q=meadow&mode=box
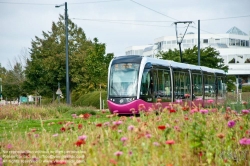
[0,98,250,166]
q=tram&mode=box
[107,55,226,114]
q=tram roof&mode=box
[112,56,225,75]
[144,57,225,74]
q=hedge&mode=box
[74,91,108,109]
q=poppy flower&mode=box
[60,127,66,132]
[169,109,176,113]
[217,133,225,139]
[75,140,86,147]
[182,106,189,111]
[78,124,83,130]
[83,113,91,119]
[96,123,102,127]
[165,140,175,145]
[158,125,166,130]
[109,159,117,165]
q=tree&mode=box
[25,15,114,101]
[0,64,7,100]
[158,45,228,71]
[2,63,26,100]
[25,15,91,97]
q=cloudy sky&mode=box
[0,0,250,69]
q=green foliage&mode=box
[74,91,108,109]
[158,45,228,71]
[242,85,250,92]
[2,63,26,100]
[24,15,113,100]
[226,75,236,92]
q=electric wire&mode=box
[72,18,173,28]
[0,0,125,5]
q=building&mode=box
[125,26,250,84]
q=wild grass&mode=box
[0,101,250,165]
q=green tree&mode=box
[2,63,26,100]
[0,64,7,99]
[158,45,228,71]
[25,15,114,102]
[71,38,114,100]
[25,15,91,97]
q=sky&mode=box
[0,0,250,69]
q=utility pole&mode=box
[174,21,193,63]
[55,2,70,105]
[198,20,200,66]
[0,78,2,100]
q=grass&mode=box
[0,98,250,165]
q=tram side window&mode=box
[193,74,202,98]
[217,76,226,98]
[157,69,171,98]
[204,74,215,98]
[164,70,171,96]
[140,70,151,95]
[174,70,190,99]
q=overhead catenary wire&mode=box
[72,18,173,28]
[1,0,248,37]
[0,0,125,5]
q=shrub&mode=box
[74,91,108,109]
[242,85,250,92]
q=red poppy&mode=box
[109,159,117,165]
[78,124,83,130]
[83,113,91,119]
[169,109,176,113]
[182,106,189,111]
[96,123,102,127]
[158,125,166,130]
[60,127,66,132]
[165,140,175,145]
[58,121,64,125]
[75,140,86,147]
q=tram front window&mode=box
[110,63,139,96]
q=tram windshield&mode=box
[109,63,140,97]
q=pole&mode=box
[65,2,70,105]
[0,78,2,100]
[198,20,200,66]
[179,43,183,63]
[100,84,102,110]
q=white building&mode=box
[125,26,250,84]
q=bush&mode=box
[242,85,250,92]
[74,91,108,109]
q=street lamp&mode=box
[55,2,70,105]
